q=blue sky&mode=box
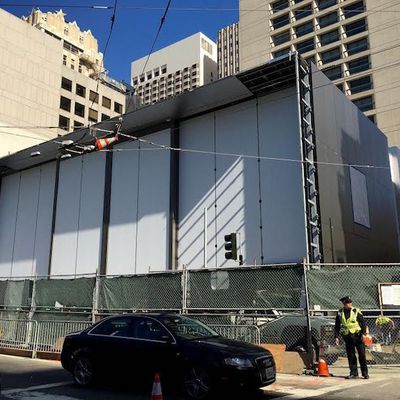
[3,0,239,83]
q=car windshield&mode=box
[161,315,219,340]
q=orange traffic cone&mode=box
[316,357,330,377]
[96,135,119,150]
[151,373,163,400]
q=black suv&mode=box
[61,313,275,399]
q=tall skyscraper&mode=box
[218,23,240,78]
[239,0,400,145]
[131,33,217,106]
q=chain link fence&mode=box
[0,263,399,368]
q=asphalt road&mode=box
[1,355,399,400]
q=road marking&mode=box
[2,381,71,395]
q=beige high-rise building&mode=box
[0,8,127,157]
[239,0,400,145]
[131,33,217,106]
[218,23,240,78]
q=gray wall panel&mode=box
[75,152,106,275]
[11,168,40,277]
[0,174,20,277]
[313,66,400,262]
[107,140,140,275]
[33,163,56,277]
[136,130,170,272]
[51,157,82,275]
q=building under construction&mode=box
[0,54,398,279]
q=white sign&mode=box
[380,284,400,306]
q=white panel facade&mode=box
[33,163,56,277]
[136,130,170,272]
[257,90,308,263]
[51,158,82,275]
[11,168,41,277]
[178,90,307,268]
[0,174,20,277]
[75,152,106,275]
[178,115,216,269]
[107,140,140,275]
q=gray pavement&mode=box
[0,355,399,400]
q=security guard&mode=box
[334,296,369,379]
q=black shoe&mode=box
[363,374,369,379]
[346,375,359,379]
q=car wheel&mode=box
[73,354,95,387]
[183,365,212,400]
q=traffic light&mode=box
[224,233,238,260]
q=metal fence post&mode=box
[92,271,100,324]
[26,275,37,358]
[303,260,315,371]
[181,266,188,314]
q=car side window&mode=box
[135,318,171,342]
[90,317,132,337]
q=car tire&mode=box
[183,365,212,400]
[72,354,95,387]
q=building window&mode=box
[78,62,82,73]
[161,65,167,74]
[74,102,85,118]
[295,21,314,37]
[133,77,138,86]
[59,115,70,131]
[343,1,365,19]
[319,11,338,28]
[352,95,374,112]
[296,38,315,54]
[317,0,337,10]
[102,96,111,109]
[63,55,67,66]
[88,108,98,122]
[272,13,290,29]
[323,65,342,80]
[71,59,75,70]
[295,4,313,20]
[320,47,341,64]
[101,114,110,121]
[345,19,367,37]
[60,96,71,112]
[139,74,145,83]
[319,29,340,46]
[154,68,160,77]
[348,56,370,74]
[89,90,99,103]
[273,47,291,58]
[349,76,372,94]
[271,0,288,12]
[74,121,84,129]
[346,38,369,56]
[76,84,86,98]
[61,77,72,91]
[273,30,291,45]
[114,102,123,113]
[147,71,152,80]
[336,83,344,92]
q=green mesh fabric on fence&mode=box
[35,278,95,309]
[187,266,303,310]
[98,273,182,310]
[0,280,31,307]
[308,266,400,309]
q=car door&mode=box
[87,316,136,375]
[133,316,179,377]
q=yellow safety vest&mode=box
[339,308,361,335]
[376,315,392,326]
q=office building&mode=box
[131,33,217,106]
[239,0,400,145]
[218,23,240,78]
[0,8,127,157]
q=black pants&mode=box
[343,333,368,376]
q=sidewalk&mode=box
[262,366,400,399]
